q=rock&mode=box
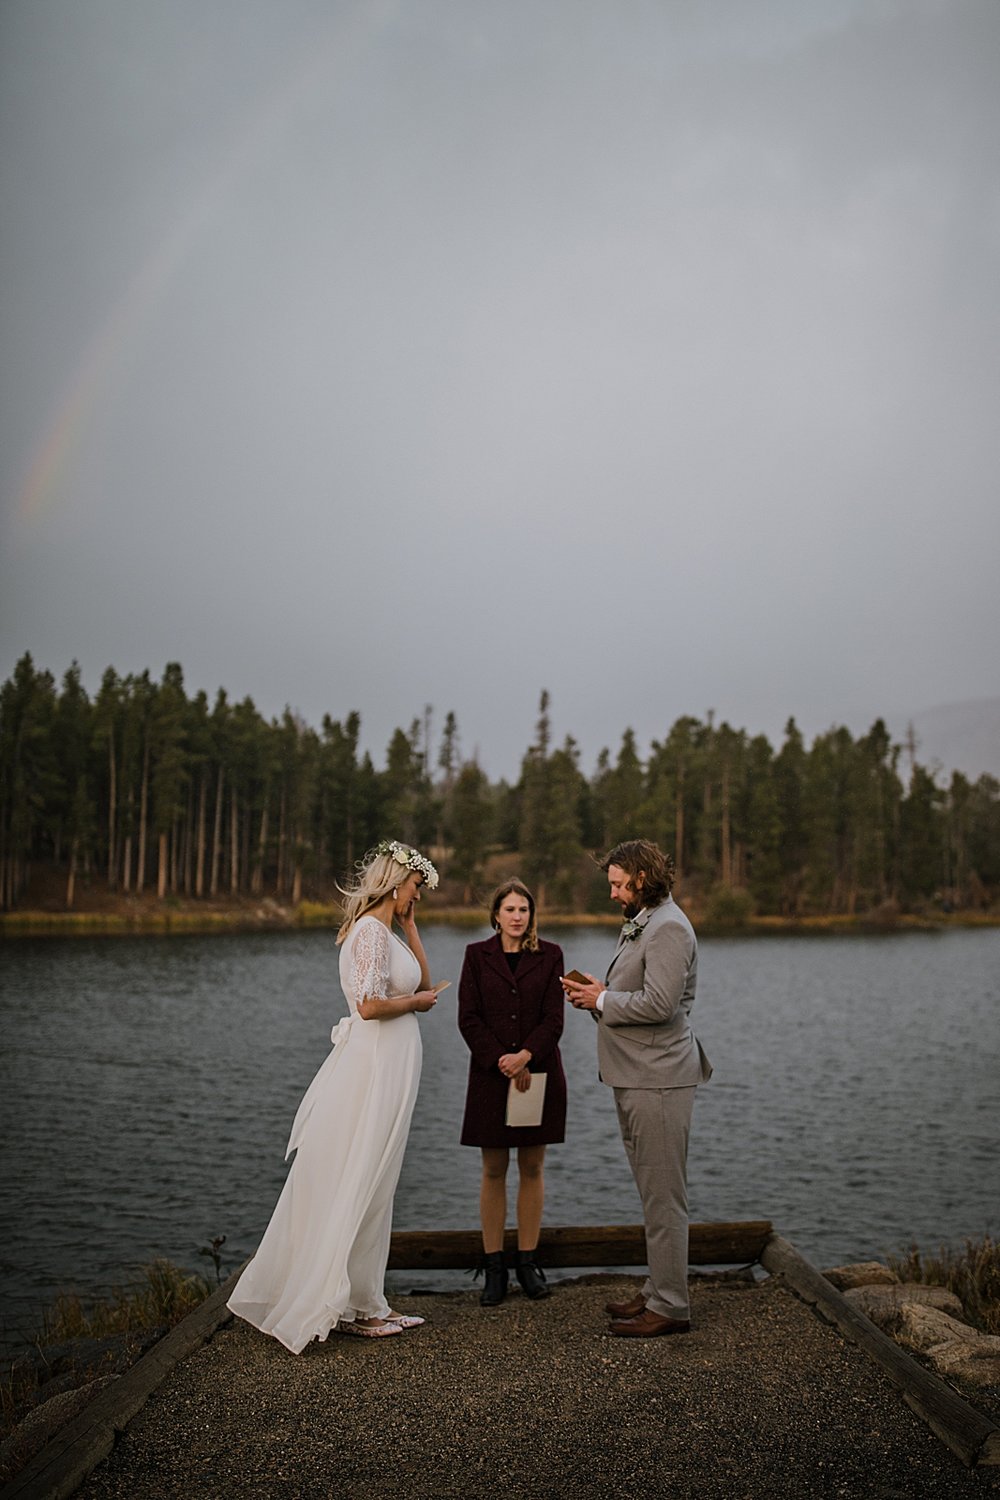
[897,1301,978,1351]
[0,1376,115,1483]
[924,1336,1000,1387]
[842,1283,964,1328]
[0,1323,169,1483]
[823,1261,899,1291]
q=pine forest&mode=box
[1,655,998,921]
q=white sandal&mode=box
[337,1317,404,1339]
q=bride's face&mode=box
[393,871,423,916]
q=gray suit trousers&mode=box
[613,1084,696,1320]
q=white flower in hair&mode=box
[373,839,439,890]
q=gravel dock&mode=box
[76,1273,1000,1500]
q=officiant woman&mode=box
[458,878,567,1307]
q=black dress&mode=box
[458,934,567,1148]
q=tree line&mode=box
[1,656,997,917]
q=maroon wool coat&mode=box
[458,934,567,1148]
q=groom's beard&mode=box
[622,899,642,920]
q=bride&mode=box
[227,840,440,1351]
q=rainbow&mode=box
[14,2,392,525]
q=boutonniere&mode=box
[621,916,646,942]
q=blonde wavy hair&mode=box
[489,877,540,952]
[336,844,430,942]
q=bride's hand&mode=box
[411,989,437,1013]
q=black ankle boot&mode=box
[515,1249,550,1300]
[479,1250,508,1307]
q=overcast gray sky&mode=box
[2,0,998,781]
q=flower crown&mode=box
[373,839,439,891]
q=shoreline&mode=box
[8,1263,999,1497]
[2,900,998,939]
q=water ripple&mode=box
[1,925,997,1344]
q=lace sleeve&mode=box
[350,920,391,1004]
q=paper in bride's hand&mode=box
[432,980,451,994]
[505,1072,546,1127]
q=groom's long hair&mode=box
[600,839,675,908]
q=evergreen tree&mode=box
[185,690,214,898]
[492,778,520,852]
[0,655,60,908]
[54,662,95,906]
[438,711,460,789]
[644,716,702,881]
[128,671,157,895]
[774,718,808,915]
[318,711,362,879]
[409,714,439,851]
[713,721,745,888]
[966,774,1000,898]
[594,728,644,847]
[436,710,460,850]
[382,726,419,842]
[849,720,901,909]
[447,759,493,901]
[546,736,586,906]
[227,696,265,897]
[899,764,943,901]
[91,667,123,890]
[944,770,972,906]
[353,752,383,861]
[150,663,189,898]
[740,734,782,910]
[277,710,320,902]
[518,691,553,902]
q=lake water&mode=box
[1,924,997,1347]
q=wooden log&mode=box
[760,1232,1000,1470]
[0,1266,245,1500]
[387,1219,772,1271]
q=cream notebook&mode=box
[505,1072,547,1127]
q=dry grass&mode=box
[888,1234,1000,1334]
[2,1261,213,1435]
[39,1259,212,1342]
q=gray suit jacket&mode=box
[596,897,712,1090]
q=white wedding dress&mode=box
[227,916,422,1353]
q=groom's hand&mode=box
[561,973,602,1010]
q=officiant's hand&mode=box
[561,973,601,1010]
[499,1049,531,1080]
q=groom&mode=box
[562,839,711,1336]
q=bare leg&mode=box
[480,1147,510,1253]
[515,1144,546,1250]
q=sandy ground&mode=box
[69,1272,1000,1500]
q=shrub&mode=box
[706,885,756,928]
[888,1235,1000,1334]
[41,1259,213,1342]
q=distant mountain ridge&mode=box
[890,697,1000,782]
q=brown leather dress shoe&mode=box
[604,1293,647,1319]
[608,1309,691,1338]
